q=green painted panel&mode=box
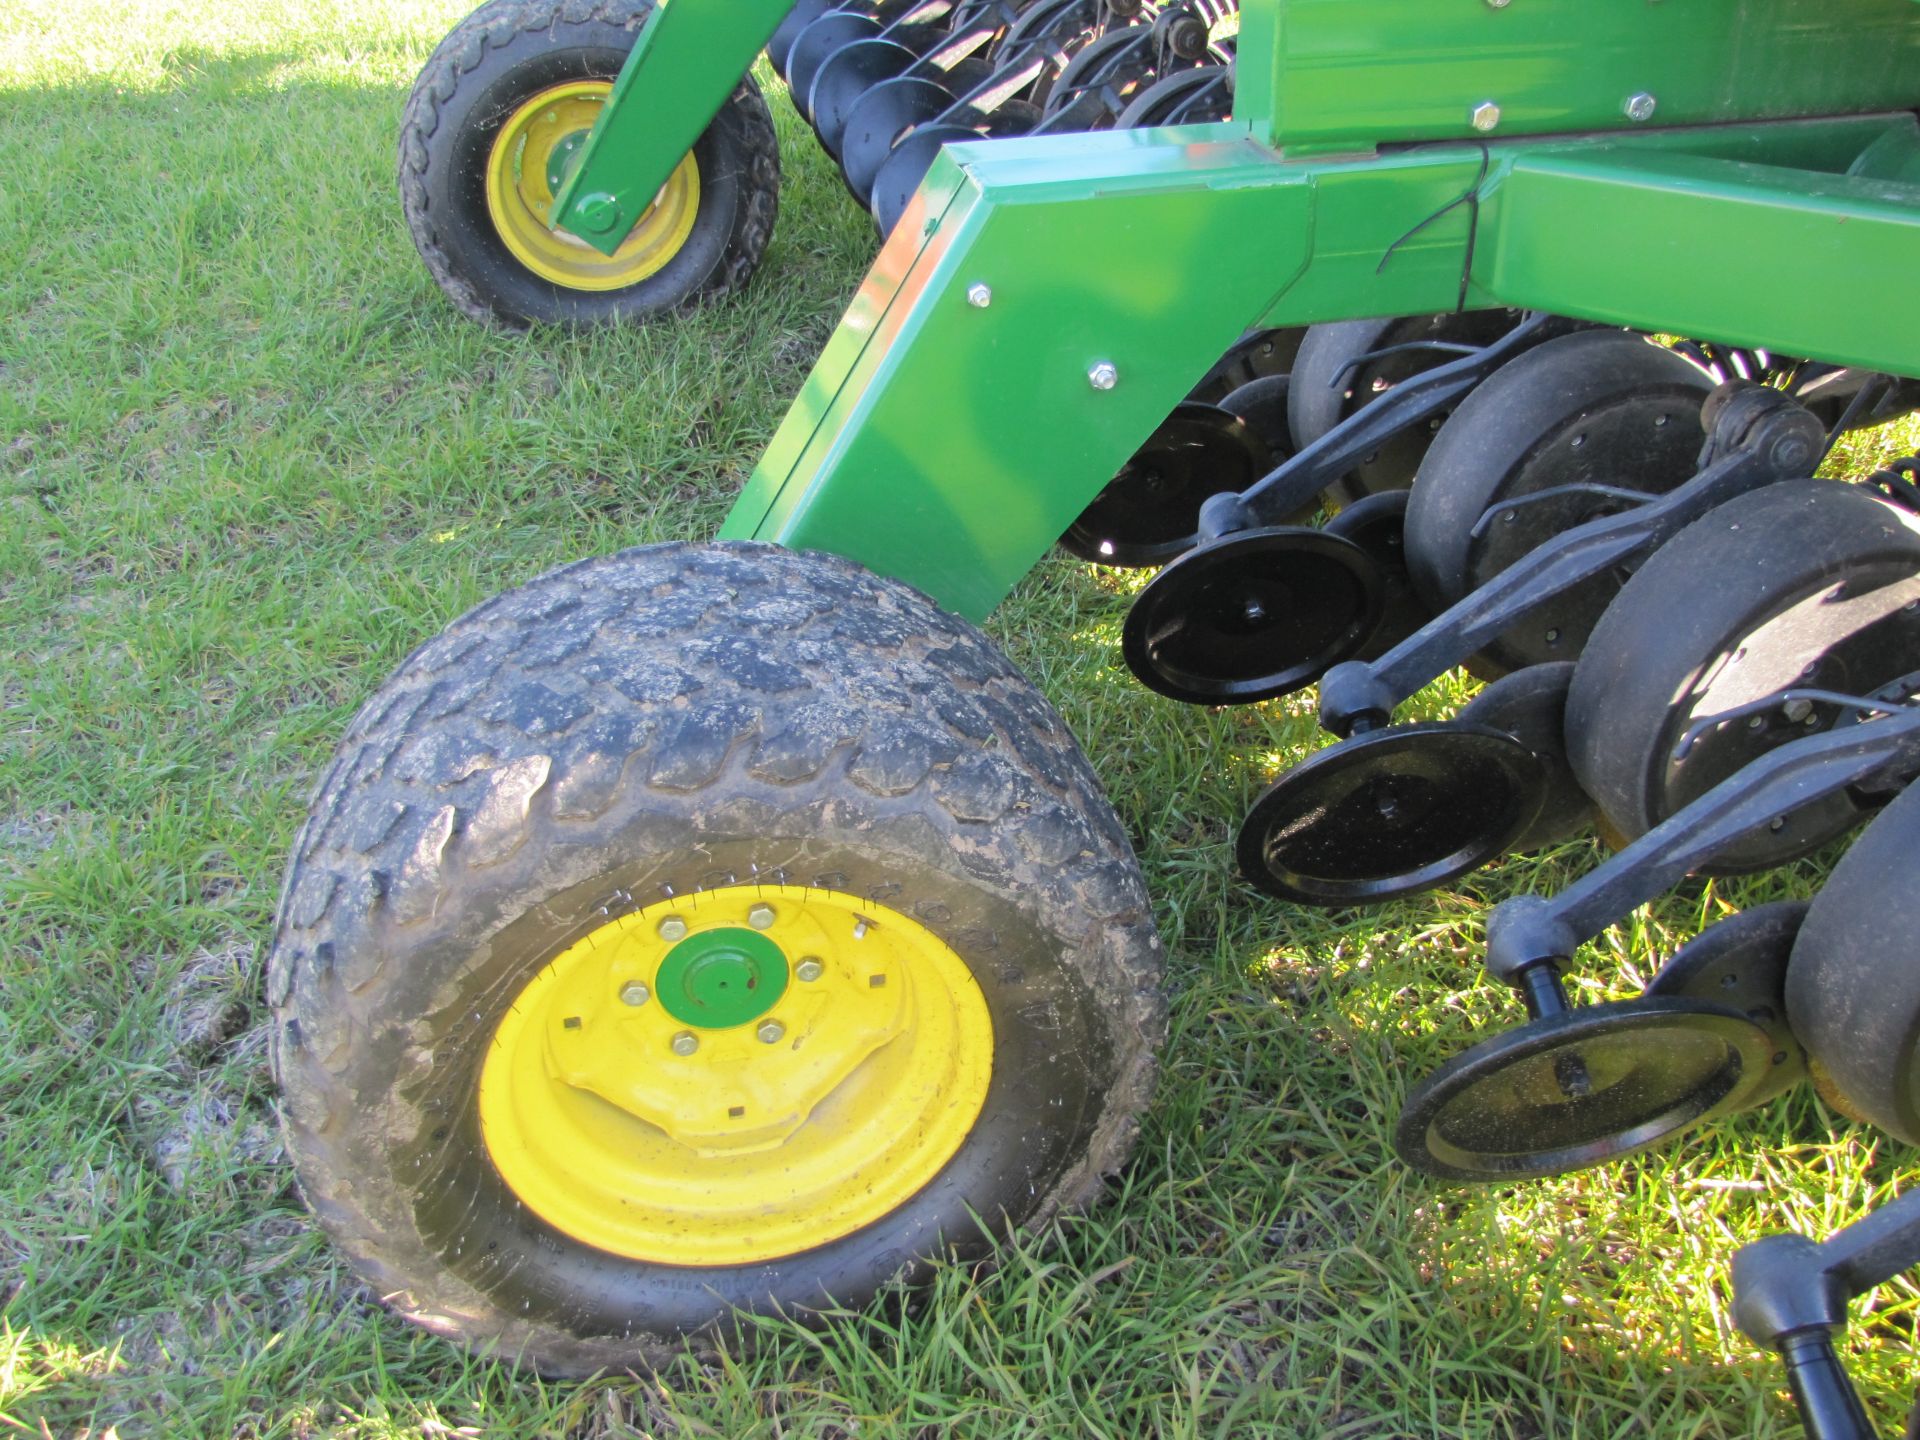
[1240,0,1920,152]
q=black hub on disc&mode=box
[1122,527,1384,704]
[1236,723,1547,905]
[1454,662,1593,851]
[1062,403,1273,568]
[1646,901,1810,1108]
[1395,997,1776,1181]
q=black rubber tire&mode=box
[399,0,780,329]
[1785,781,1920,1143]
[1402,329,1713,675]
[1565,479,1920,872]
[268,542,1163,1376]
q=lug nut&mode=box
[757,1020,786,1045]
[657,915,688,942]
[670,1031,699,1057]
[795,958,824,982]
[1088,361,1120,391]
[748,902,776,929]
[620,981,650,1007]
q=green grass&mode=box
[5,2,1920,1435]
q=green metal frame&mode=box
[551,0,1920,619]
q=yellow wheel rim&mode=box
[479,884,995,1266]
[483,80,701,292]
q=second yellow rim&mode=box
[478,884,995,1267]
[484,80,701,292]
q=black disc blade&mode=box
[788,13,884,118]
[1237,723,1547,905]
[1395,997,1775,1181]
[768,0,839,78]
[1122,527,1383,704]
[869,121,982,235]
[1455,661,1593,851]
[810,39,919,155]
[1646,901,1809,1107]
[842,77,956,200]
[1061,403,1272,569]
[1324,490,1430,660]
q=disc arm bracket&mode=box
[1317,384,1828,737]
[1484,698,1920,994]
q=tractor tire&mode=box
[399,0,780,329]
[268,542,1163,1376]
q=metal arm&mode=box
[1733,1188,1920,1440]
[1316,385,1827,736]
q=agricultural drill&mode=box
[273,0,1920,1428]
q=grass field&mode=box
[5,2,1920,1435]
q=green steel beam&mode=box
[720,116,1920,619]
[550,0,793,256]
[1236,0,1920,153]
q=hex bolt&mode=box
[620,981,650,1007]
[795,958,825,983]
[1470,101,1501,132]
[1088,361,1120,391]
[1783,697,1815,724]
[1485,0,1510,6]
[670,1031,699,1057]
[1624,92,1657,123]
[747,902,776,930]
[657,915,688,942]
[967,283,993,309]
[757,1019,786,1045]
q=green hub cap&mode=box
[655,927,789,1029]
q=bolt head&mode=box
[966,282,993,309]
[657,915,688,942]
[1624,92,1657,123]
[1485,0,1510,7]
[670,1031,699,1057]
[756,1019,785,1045]
[620,981,650,1007]
[1088,361,1120,391]
[747,902,775,930]
[795,958,825,983]
[1470,101,1501,133]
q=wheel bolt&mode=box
[795,958,824,983]
[620,981,650,1007]
[757,1020,785,1045]
[670,1031,699,1057]
[657,915,688,941]
[748,902,776,929]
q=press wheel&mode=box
[1403,329,1714,677]
[1647,901,1809,1108]
[1566,479,1920,872]
[1785,780,1920,1143]
[1287,311,1526,507]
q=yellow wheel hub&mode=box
[484,80,701,292]
[479,884,995,1266]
